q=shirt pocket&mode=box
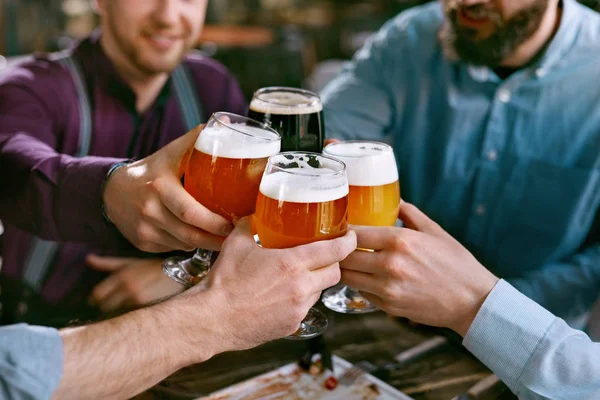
[489,160,600,272]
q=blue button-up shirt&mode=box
[464,280,600,399]
[322,0,600,322]
[0,324,63,399]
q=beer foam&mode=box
[194,123,280,159]
[324,142,399,186]
[260,169,349,203]
[250,91,323,115]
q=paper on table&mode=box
[197,355,414,400]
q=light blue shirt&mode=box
[0,324,63,399]
[321,0,600,322]
[464,280,600,399]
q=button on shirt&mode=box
[321,0,600,321]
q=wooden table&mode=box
[145,302,518,400]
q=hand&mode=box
[88,254,184,312]
[174,216,357,356]
[103,125,234,253]
[340,202,499,337]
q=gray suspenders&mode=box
[22,54,92,291]
[21,56,205,294]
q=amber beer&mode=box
[254,154,349,249]
[185,122,281,220]
[248,87,325,152]
[324,141,400,227]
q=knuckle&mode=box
[178,202,198,224]
[390,234,410,253]
[291,284,309,305]
[277,255,298,276]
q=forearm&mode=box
[463,280,600,399]
[54,296,216,400]
[0,132,126,242]
[508,244,600,321]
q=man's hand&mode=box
[174,216,357,357]
[340,202,499,336]
[103,125,234,253]
[87,255,184,312]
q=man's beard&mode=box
[439,0,550,67]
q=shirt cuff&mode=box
[55,156,127,244]
[0,324,64,398]
[462,279,557,390]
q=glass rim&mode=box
[267,151,347,177]
[253,86,322,109]
[323,140,394,159]
[210,111,281,142]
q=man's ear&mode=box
[91,0,103,15]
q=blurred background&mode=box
[1,0,599,99]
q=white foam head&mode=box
[250,90,323,116]
[194,123,280,159]
[324,141,398,186]
[260,154,349,203]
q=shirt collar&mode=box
[74,29,173,114]
[466,0,584,82]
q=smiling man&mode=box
[322,0,600,326]
[0,0,247,326]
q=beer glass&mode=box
[255,152,349,339]
[163,112,281,287]
[248,87,324,152]
[321,141,401,314]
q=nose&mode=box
[153,0,180,27]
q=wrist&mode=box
[102,161,131,224]
[451,274,499,337]
[159,287,228,367]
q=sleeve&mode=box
[463,280,600,400]
[320,18,404,142]
[0,78,126,243]
[0,324,64,399]
[507,244,600,322]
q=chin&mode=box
[137,54,185,74]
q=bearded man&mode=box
[322,0,600,325]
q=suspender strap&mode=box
[172,62,205,131]
[23,54,92,291]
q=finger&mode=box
[158,177,234,237]
[154,205,225,251]
[309,263,341,291]
[90,275,122,305]
[398,202,446,238]
[292,230,357,271]
[86,255,137,272]
[324,138,341,146]
[340,269,381,294]
[98,290,130,313]
[339,250,382,274]
[352,225,400,251]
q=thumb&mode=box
[163,124,205,174]
[86,254,132,272]
[398,201,447,238]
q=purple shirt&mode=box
[0,32,247,309]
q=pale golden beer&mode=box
[322,141,400,314]
[185,119,281,220]
[324,141,400,227]
[254,152,349,339]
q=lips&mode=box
[145,33,181,51]
[457,8,492,28]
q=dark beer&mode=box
[248,87,324,153]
